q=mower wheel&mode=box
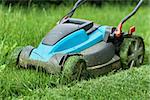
[120,36,145,69]
[62,56,86,83]
[18,46,34,68]
[11,47,23,65]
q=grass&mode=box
[0,4,150,99]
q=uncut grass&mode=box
[0,4,150,99]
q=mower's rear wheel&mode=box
[62,56,86,83]
[120,36,145,69]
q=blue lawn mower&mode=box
[14,0,145,80]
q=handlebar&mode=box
[115,0,143,38]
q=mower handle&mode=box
[60,0,86,23]
[115,0,143,38]
[121,0,143,24]
[67,0,86,18]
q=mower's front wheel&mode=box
[11,47,23,65]
[61,56,86,83]
[120,36,145,69]
[18,46,34,68]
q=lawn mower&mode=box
[13,0,145,80]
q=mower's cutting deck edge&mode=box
[86,55,121,77]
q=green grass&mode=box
[0,4,150,99]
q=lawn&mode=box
[0,4,150,99]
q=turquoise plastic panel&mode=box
[29,26,107,62]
